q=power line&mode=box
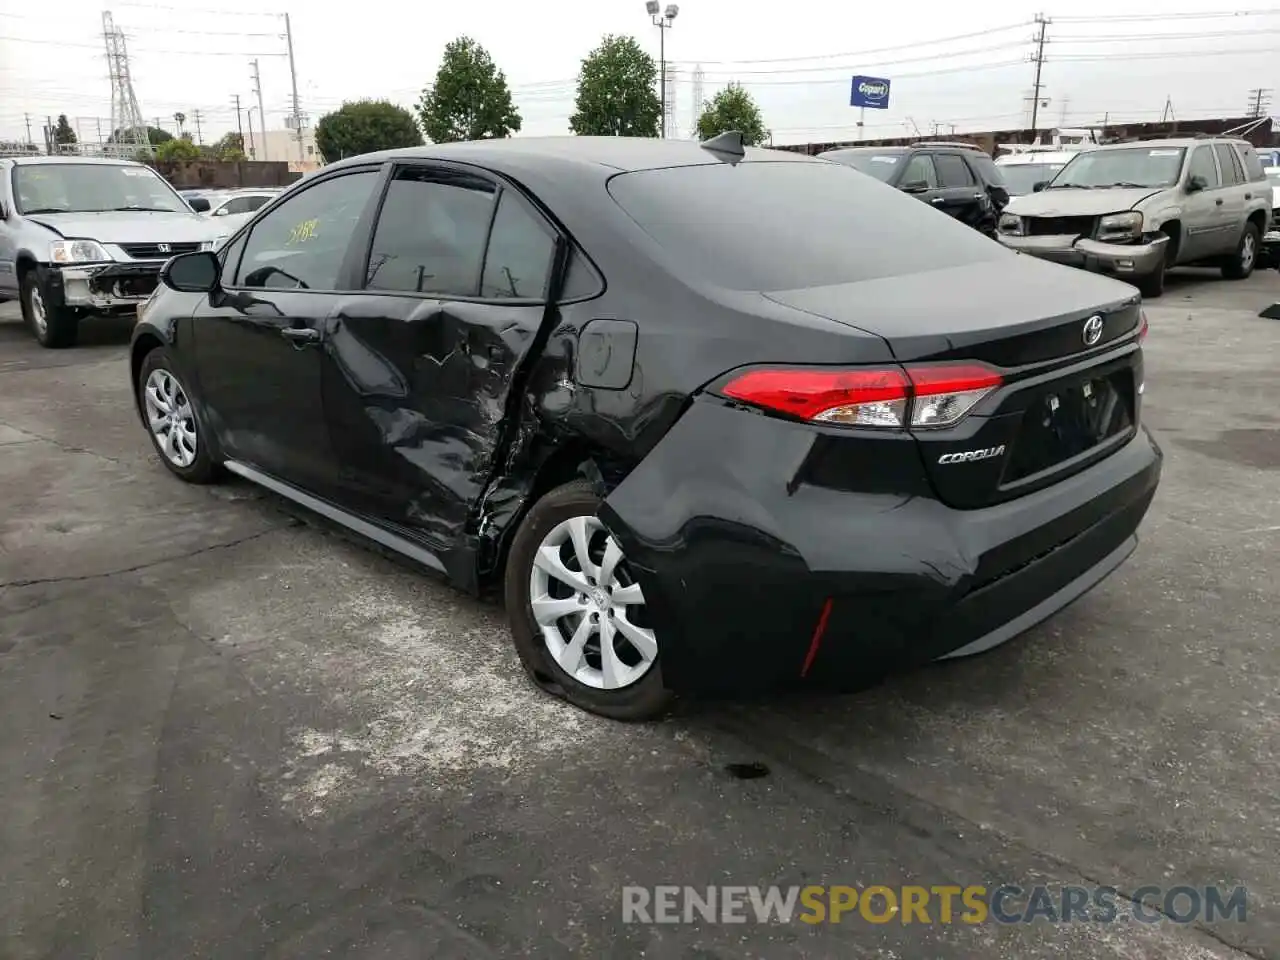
[1053,7,1280,22]
[0,34,286,56]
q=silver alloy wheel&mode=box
[528,515,658,690]
[143,367,199,468]
[28,284,47,337]
[1241,233,1256,271]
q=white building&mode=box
[248,126,321,172]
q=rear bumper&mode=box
[601,399,1162,696]
[998,233,1168,278]
[44,261,164,313]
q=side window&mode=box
[222,196,254,215]
[1214,144,1243,185]
[219,232,248,288]
[365,167,496,296]
[237,171,377,290]
[481,192,556,299]
[1187,147,1220,189]
[1236,143,1267,182]
[245,194,271,212]
[935,154,976,187]
[967,153,1006,187]
[900,153,939,188]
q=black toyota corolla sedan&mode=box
[129,134,1161,720]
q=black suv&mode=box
[819,142,1009,236]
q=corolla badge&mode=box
[1082,314,1104,346]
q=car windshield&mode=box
[1000,162,1067,196]
[12,163,188,214]
[1048,147,1185,189]
[820,152,903,182]
[607,160,1005,292]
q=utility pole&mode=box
[193,109,203,145]
[1029,13,1050,136]
[1246,88,1272,118]
[250,58,268,160]
[1161,95,1174,123]
[646,2,679,139]
[284,13,305,163]
[246,108,257,160]
[24,113,33,145]
[232,94,245,151]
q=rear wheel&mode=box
[1222,222,1259,280]
[20,268,78,348]
[505,480,673,721]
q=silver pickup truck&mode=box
[0,155,219,347]
[996,137,1273,298]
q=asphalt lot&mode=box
[1,266,1278,960]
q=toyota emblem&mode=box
[1082,315,1104,347]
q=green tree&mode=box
[570,35,660,138]
[108,125,173,147]
[53,114,77,145]
[207,131,246,161]
[314,99,423,163]
[417,36,521,143]
[155,136,201,163]
[695,84,768,146]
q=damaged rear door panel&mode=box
[320,161,563,564]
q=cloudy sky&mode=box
[0,0,1276,147]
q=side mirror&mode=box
[900,179,929,194]
[212,207,228,216]
[160,250,220,293]
[187,196,211,213]
[1186,175,1207,193]
[1032,180,1049,193]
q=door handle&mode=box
[281,326,321,343]
[1245,193,1252,200]
[931,197,946,204]
[1215,198,1224,206]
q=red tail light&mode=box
[1137,310,1149,342]
[720,362,1003,430]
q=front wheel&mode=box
[20,269,79,348]
[137,347,219,484]
[504,480,673,721]
[1222,223,1259,280]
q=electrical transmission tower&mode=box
[690,64,704,139]
[664,67,679,141]
[102,10,151,158]
[1245,88,1272,118]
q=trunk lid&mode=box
[766,257,1145,509]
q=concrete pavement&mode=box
[1,266,1278,958]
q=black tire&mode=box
[1137,252,1166,299]
[504,479,674,721]
[19,268,79,348]
[137,346,219,484]
[1222,222,1259,280]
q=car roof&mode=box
[10,155,148,167]
[1089,137,1249,152]
[820,147,908,156]
[322,136,820,178]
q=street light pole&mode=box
[646,1,679,139]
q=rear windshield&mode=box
[819,151,903,182]
[1000,162,1066,196]
[607,161,1004,292]
[1050,147,1185,189]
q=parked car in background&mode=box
[203,188,280,220]
[995,149,1081,197]
[0,156,219,346]
[819,142,1009,236]
[997,137,1273,297]
[1260,165,1280,269]
[129,135,1160,720]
